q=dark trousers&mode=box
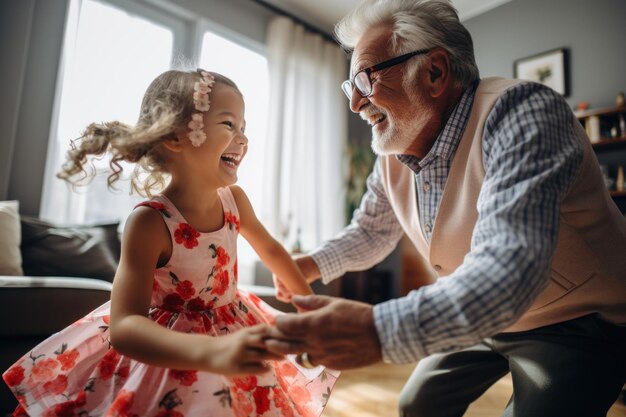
[399,314,626,417]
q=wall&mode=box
[464,0,626,109]
[1,0,67,214]
[0,1,34,201]
[464,0,626,214]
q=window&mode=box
[198,31,270,280]
[42,0,175,225]
[41,0,270,284]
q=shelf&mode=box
[577,105,626,206]
[575,105,626,119]
[591,137,626,150]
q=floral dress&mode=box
[3,187,338,417]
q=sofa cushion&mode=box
[0,276,113,336]
[20,216,121,282]
[0,200,23,275]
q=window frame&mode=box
[103,0,192,65]
[42,0,190,225]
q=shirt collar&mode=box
[397,79,479,174]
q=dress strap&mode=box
[134,200,173,219]
[218,187,240,233]
[217,187,238,216]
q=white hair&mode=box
[335,0,479,88]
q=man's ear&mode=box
[429,67,442,82]
[425,48,451,98]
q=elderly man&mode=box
[267,0,626,416]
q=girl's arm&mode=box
[272,255,322,302]
[109,206,281,375]
[230,186,313,297]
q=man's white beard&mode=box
[370,102,428,155]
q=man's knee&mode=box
[398,377,438,417]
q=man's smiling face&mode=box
[348,24,435,156]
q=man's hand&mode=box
[265,295,382,370]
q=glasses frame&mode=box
[341,48,431,99]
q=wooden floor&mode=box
[323,363,626,417]
[2,363,623,416]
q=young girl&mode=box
[3,69,338,416]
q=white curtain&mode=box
[40,0,172,225]
[40,0,84,224]
[263,16,348,252]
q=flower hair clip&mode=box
[187,70,216,147]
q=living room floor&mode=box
[323,362,626,417]
[3,363,624,416]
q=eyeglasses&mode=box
[341,48,431,99]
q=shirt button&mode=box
[424,223,432,232]
[423,182,431,192]
[434,264,442,271]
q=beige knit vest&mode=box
[380,77,626,331]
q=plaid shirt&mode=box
[310,80,583,363]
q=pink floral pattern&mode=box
[2,187,337,416]
[174,223,200,249]
[56,347,79,371]
[4,365,24,387]
[142,201,171,218]
[170,370,198,387]
[225,212,240,232]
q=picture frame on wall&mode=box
[514,48,570,96]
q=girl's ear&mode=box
[163,130,187,152]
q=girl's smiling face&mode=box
[183,82,248,188]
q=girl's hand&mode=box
[272,275,311,313]
[273,273,294,303]
[273,255,321,303]
[201,324,283,376]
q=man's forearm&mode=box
[294,256,321,283]
[309,222,403,284]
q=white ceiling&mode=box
[262,0,513,35]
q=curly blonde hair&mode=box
[57,70,240,197]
